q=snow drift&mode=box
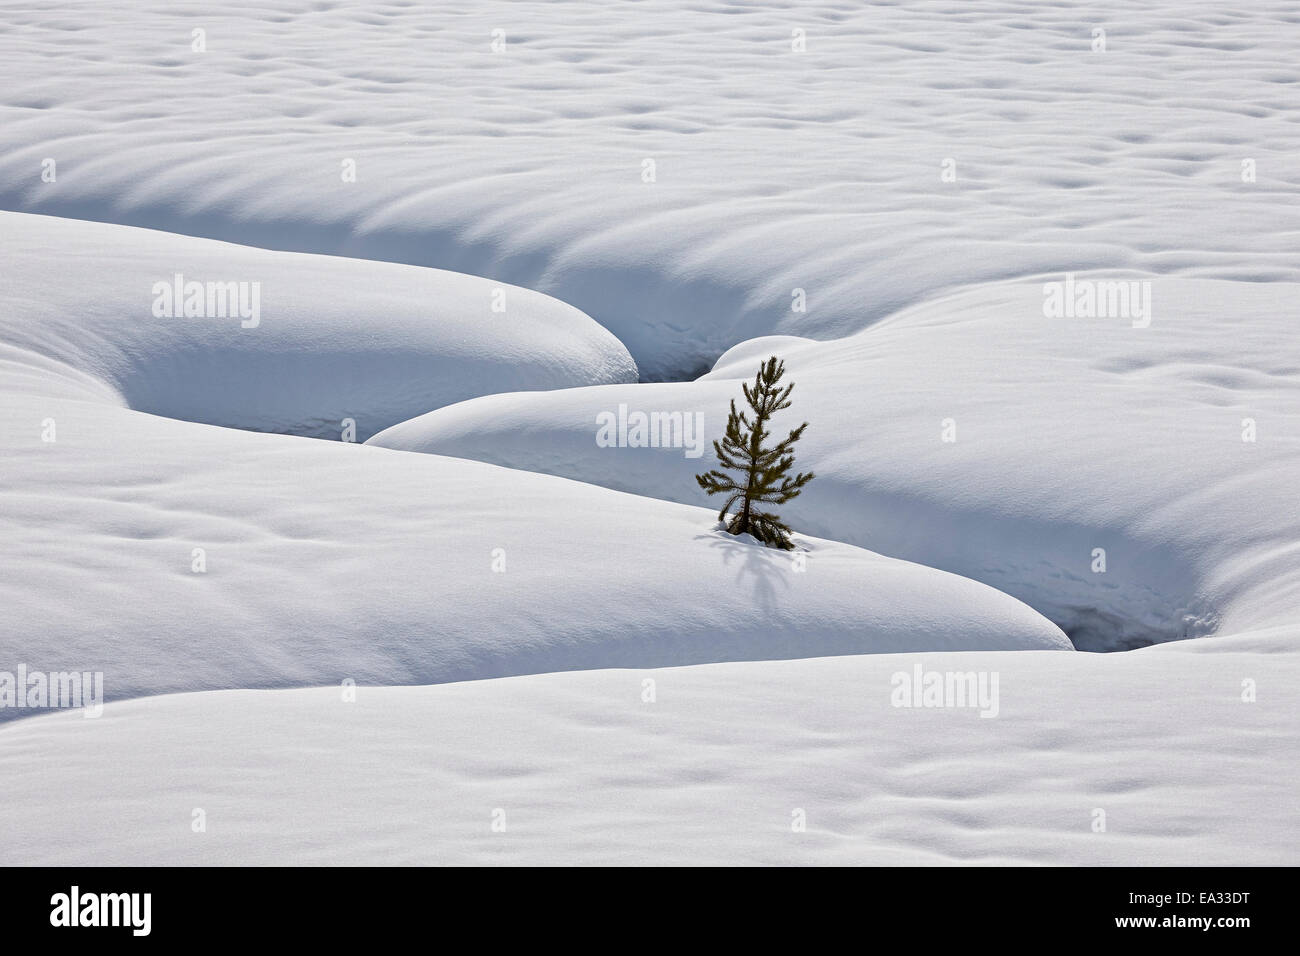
[0,212,636,441]
[2,639,1294,865]
[0,388,1069,719]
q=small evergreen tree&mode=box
[695,356,814,550]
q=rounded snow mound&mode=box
[0,389,1069,721]
[0,212,637,441]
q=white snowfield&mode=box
[2,0,1299,379]
[2,0,1298,865]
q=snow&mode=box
[2,641,1295,865]
[2,1,1298,380]
[370,277,1300,650]
[0,212,636,440]
[0,243,1070,720]
[2,0,1298,865]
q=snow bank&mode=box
[0,367,1069,724]
[0,211,636,440]
[2,639,1293,865]
[369,277,1300,650]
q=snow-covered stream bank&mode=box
[370,277,1300,652]
[8,213,1296,656]
[2,214,1075,731]
[2,643,1296,866]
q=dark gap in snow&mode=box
[1060,606,1214,653]
[638,357,716,384]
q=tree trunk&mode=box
[734,408,764,535]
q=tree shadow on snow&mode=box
[696,528,793,615]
